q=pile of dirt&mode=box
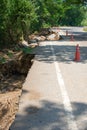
[0,46,35,130]
[28,28,61,43]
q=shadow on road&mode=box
[60,34,87,42]
[59,27,87,42]
[10,100,87,130]
[10,41,87,130]
[35,44,87,64]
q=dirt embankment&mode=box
[0,46,35,130]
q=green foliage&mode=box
[63,0,87,5]
[81,11,87,26]
[60,5,84,26]
[32,0,87,27]
[0,0,38,45]
[21,47,32,54]
[7,52,13,58]
[0,0,87,47]
[8,0,38,41]
[0,57,6,64]
[32,0,64,28]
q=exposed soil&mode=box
[0,45,35,130]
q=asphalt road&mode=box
[10,27,87,130]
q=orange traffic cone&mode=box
[70,34,74,41]
[74,44,80,61]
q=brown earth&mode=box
[0,45,35,130]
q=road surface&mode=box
[10,27,87,130]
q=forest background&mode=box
[0,0,87,46]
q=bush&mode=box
[0,0,38,46]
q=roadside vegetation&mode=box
[0,0,87,47]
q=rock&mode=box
[47,32,60,41]
[29,34,46,42]
[29,39,37,43]
[28,34,37,40]
[19,40,29,47]
[28,35,39,45]
[29,43,39,48]
[39,28,50,36]
[28,28,61,42]
[35,36,46,41]
[28,34,46,45]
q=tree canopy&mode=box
[0,0,87,45]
